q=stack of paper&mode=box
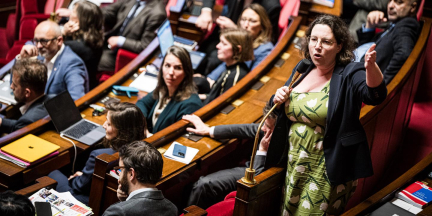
[29,188,93,216]
[164,142,199,164]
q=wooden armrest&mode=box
[15,176,57,196]
[183,205,208,216]
[234,167,285,216]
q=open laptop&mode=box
[154,19,205,70]
[44,91,106,145]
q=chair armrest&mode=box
[15,176,57,196]
[183,205,208,216]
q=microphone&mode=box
[241,59,312,185]
[297,59,311,74]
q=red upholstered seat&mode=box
[278,0,300,40]
[204,191,236,216]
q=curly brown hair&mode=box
[301,15,355,66]
[102,102,146,151]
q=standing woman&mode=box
[48,102,146,205]
[268,15,387,215]
[201,28,254,104]
[62,0,104,89]
[136,46,203,134]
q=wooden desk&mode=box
[88,17,303,215]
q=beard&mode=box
[119,171,130,195]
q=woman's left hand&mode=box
[364,44,383,88]
[62,21,79,36]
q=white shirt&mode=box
[126,187,158,201]
[19,94,45,115]
[45,44,65,79]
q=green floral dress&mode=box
[281,81,358,216]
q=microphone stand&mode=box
[241,72,302,184]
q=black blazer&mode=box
[265,61,387,184]
[357,16,420,84]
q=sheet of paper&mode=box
[164,141,199,164]
[129,72,158,92]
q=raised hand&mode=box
[20,45,38,58]
[196,9,213,32]
[216,16,237,29]
[62,21,80,36]
[116,184,128,201]
[366,11,387,29]
[364,44,383,87]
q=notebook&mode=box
[1,134,60,163]
[43,91,106,145]
[155,19,205,70]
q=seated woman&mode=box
[206,3,274,78]
[136,46,203,134]
[61,0,104,89]
[198,29,254,104]
[48,102,146,205]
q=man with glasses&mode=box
[103,141,177,216]
[356,0,420,84]
[18,20,89,101]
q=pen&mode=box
[48,202,65,214]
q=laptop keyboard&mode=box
[64,121,98,139]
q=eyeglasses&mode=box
[32,37,58,46]
[307,36,336,49]
[113,166,128,175]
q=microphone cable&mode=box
[60,134,77,174]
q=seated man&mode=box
[182,103,276,209]
[98,0,166,72]
[356,0,421,84]
[0,59,52,133]
[103,141,177,216]
[18,20,89,101]
[0,190,35,216]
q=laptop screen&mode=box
[44,91,83,132]
[157,20,175,57]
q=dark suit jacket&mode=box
[103,190,178,216]
[136,93,203,133]
[213,123,265,172]
[46,45,89,101]
[103,0,166,53]
[213,123,259,139]
[203,0,280,43]
[0,95,53,133]
[357,16,420,84]
[64,38,103,89]
[266,61,387,184]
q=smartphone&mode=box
[173,144,187,158]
